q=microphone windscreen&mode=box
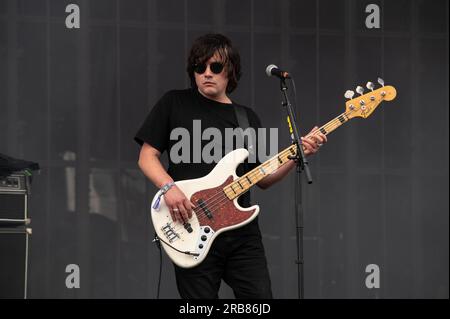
[265,64,278,77]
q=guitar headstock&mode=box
[344,78,397,119]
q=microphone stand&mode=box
[279,77,312,299]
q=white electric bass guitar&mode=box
[151,80,396,268]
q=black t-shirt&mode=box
[135,88,264,235]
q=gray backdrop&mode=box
[0,0,448,298]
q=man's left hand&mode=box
[301,126,328,155]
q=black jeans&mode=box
[174,231,273,299]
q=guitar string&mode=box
[188,109,353,214]
[182,95,385,219]
[165,98,385,234]
[168,98,384,235]
[187,110,349,213]
[167,115,347,233]
[167,109,356,233]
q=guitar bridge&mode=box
[161,223,180,243]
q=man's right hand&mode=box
[164,185,194,223]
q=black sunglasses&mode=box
[194,62,224,74]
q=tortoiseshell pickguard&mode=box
[190,176,256,232]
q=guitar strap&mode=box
[233,105,262,207]
[233,105,251,152]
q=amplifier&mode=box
[0,173,31,225]
[0,227,31,299]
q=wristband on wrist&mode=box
[152,182,175,210]
[160,181,175,195]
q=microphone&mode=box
[265,64,291,79]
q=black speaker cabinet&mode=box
[0,174,30,225]
[0,227,31,299]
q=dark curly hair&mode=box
[187,34,241,94]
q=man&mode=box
[135,33,327,298]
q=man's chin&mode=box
[200,87,219,98]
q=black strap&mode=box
[233,105,259,207]
[234,105,250,131]
[234,105,251,150]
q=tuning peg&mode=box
[344,90,355,100]
[366,82,375,91]
[356,86,364,96]
[377,77,385,86]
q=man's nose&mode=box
[204,65,213,77]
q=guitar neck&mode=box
[223,112,350,200]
